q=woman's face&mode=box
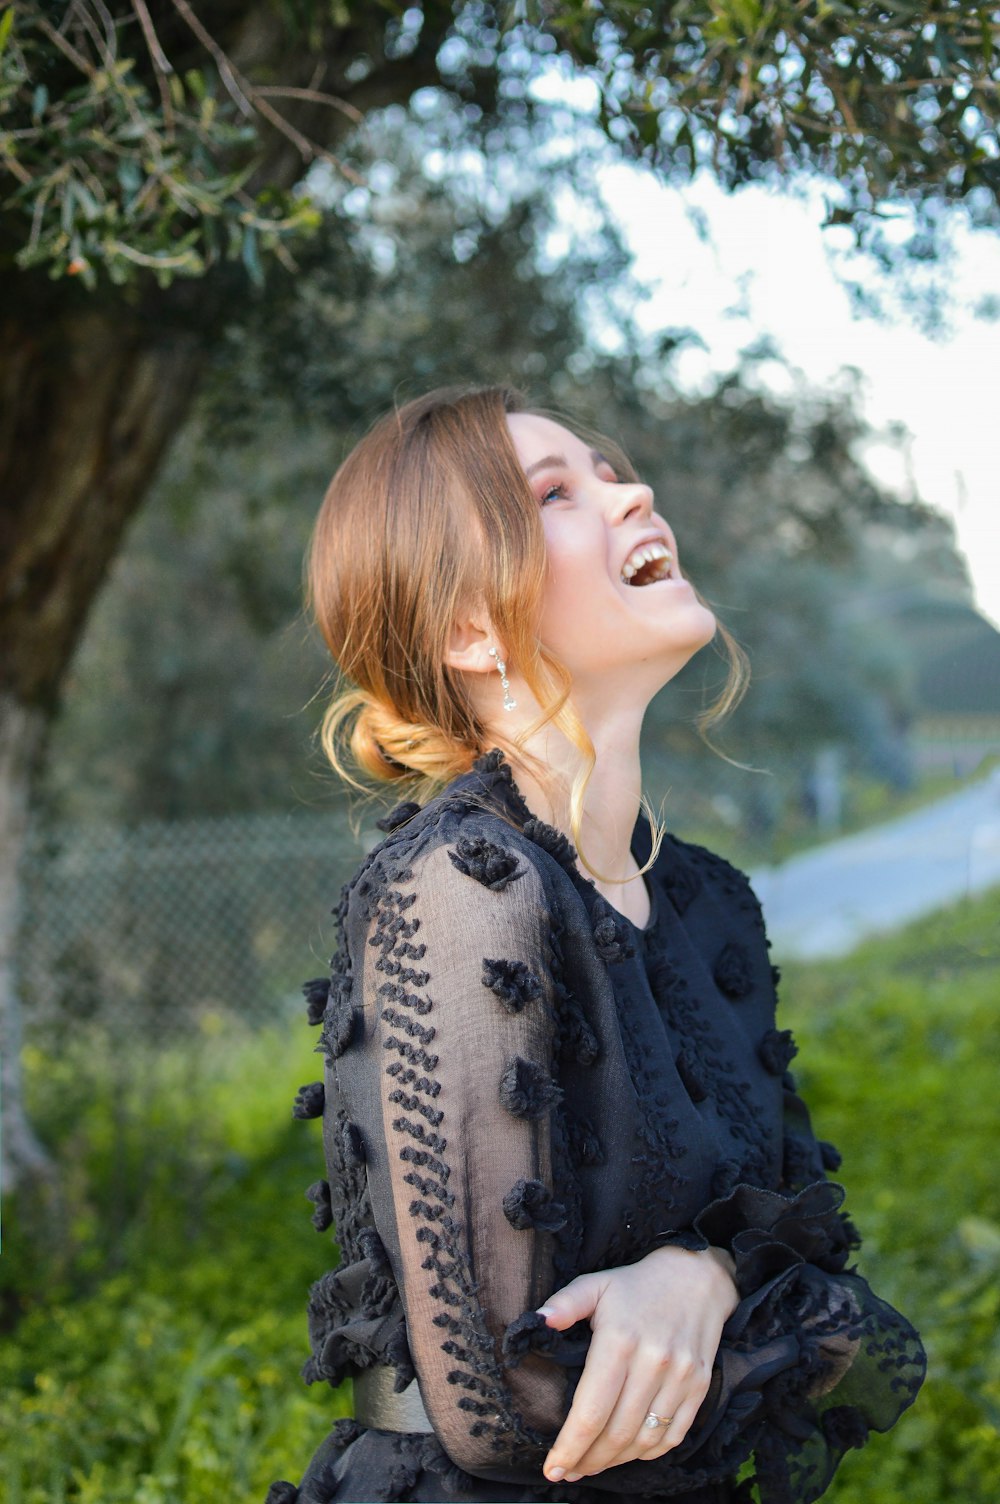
[505,412,717,693]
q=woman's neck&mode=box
[500,721,650,904]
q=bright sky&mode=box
[584,164,1000,628]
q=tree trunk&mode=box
[0,696,51,1191]
[0,1,461,1196]
[0,308,204,1190]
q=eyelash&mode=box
[539,471,619,505]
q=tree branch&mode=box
[167,0,365,183]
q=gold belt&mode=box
[352,1365,435,1433]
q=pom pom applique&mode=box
[358,1224,389,1270]
[820,1139,843,1172]
[499,1056,563,1119]
[565,1110,606,1166]
[501,1310,559,1367]
[481,957,543,1013]
[471,746,509,778]
[375,800,423,833]
[316,981,355,1061]
[822,1404,871,1451]
[302,976,331,1026]
[305,1179,334,1232]
[264,1483,299,1504]
[341,1118,366,1169]
[590,896,635,964]
[447,834,523,891]
[759,1027,799,1076]
[306,1267,352,1328]
[521,816,578,871]
[554,982,600,1066]
[357,1224,395,1312]
[782,1132,818,1190]
[292,1081,325,1119]
[384,1322,417,1391]
[661,850,701,915]
[502,1178,567,1233]
[713,940,753,1001]
[676,1047,710,1103]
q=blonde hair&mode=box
[306,382,748,885]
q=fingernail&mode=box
[546,1466,565,1480]
[566,1473,583,1482]
[535,1306,556,1318]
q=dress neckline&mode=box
[466,746,660,939]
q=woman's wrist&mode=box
[703,1244,737,1283]
[641,1240,740,1318]
[703,1244,740,1315]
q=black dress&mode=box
[267,748,925,1504]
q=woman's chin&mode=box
[658,596,718,654]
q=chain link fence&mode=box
[18,809,383,1046]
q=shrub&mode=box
[3,887,998,1501]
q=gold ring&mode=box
[642,1411,674,1430]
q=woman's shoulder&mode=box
[346,785,565,911]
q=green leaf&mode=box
[241,226,263,286]
[74,180,102,222]
[0,6,13,60]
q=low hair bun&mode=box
[353,698,424,780]
[351,696,479,798]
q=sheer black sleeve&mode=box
[335,827,574,1484]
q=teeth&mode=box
[621,540,673,583]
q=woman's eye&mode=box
[540,482,569,505]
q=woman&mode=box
[267,384,925,1504]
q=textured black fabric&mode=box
[269,749,925,1504]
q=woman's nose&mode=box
[612,481,654,521]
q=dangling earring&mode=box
[487,646,517,711]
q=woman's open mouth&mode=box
[620,540,673,586]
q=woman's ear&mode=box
[445,605,501,677]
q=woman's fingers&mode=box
[559,1349,713,1478]
[542,1342,630,1480]
[560,1362,681,1478]
[538,1249,735,1482]
[636,1379,707,1459]
[535,1272,605,1331]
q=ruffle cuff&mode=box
[499,1181,924,1502]
[690,1178,860,1296]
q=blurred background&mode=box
[1,4,998,1501]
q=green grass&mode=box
[3,887,999,1503]
[777,889,1000,1503]
[1,1019,352,1503]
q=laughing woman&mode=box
[266,384,925,1504]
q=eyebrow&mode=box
[524,448,613,479]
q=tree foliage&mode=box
[2,1,998,289]
[539,1,1000,232]
[36,108,974,836]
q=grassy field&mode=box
[2,885,998,1503]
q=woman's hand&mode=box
[536,1244,740,1484]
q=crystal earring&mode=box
[487,645,517,711]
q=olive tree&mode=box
[1,0,996,1187]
